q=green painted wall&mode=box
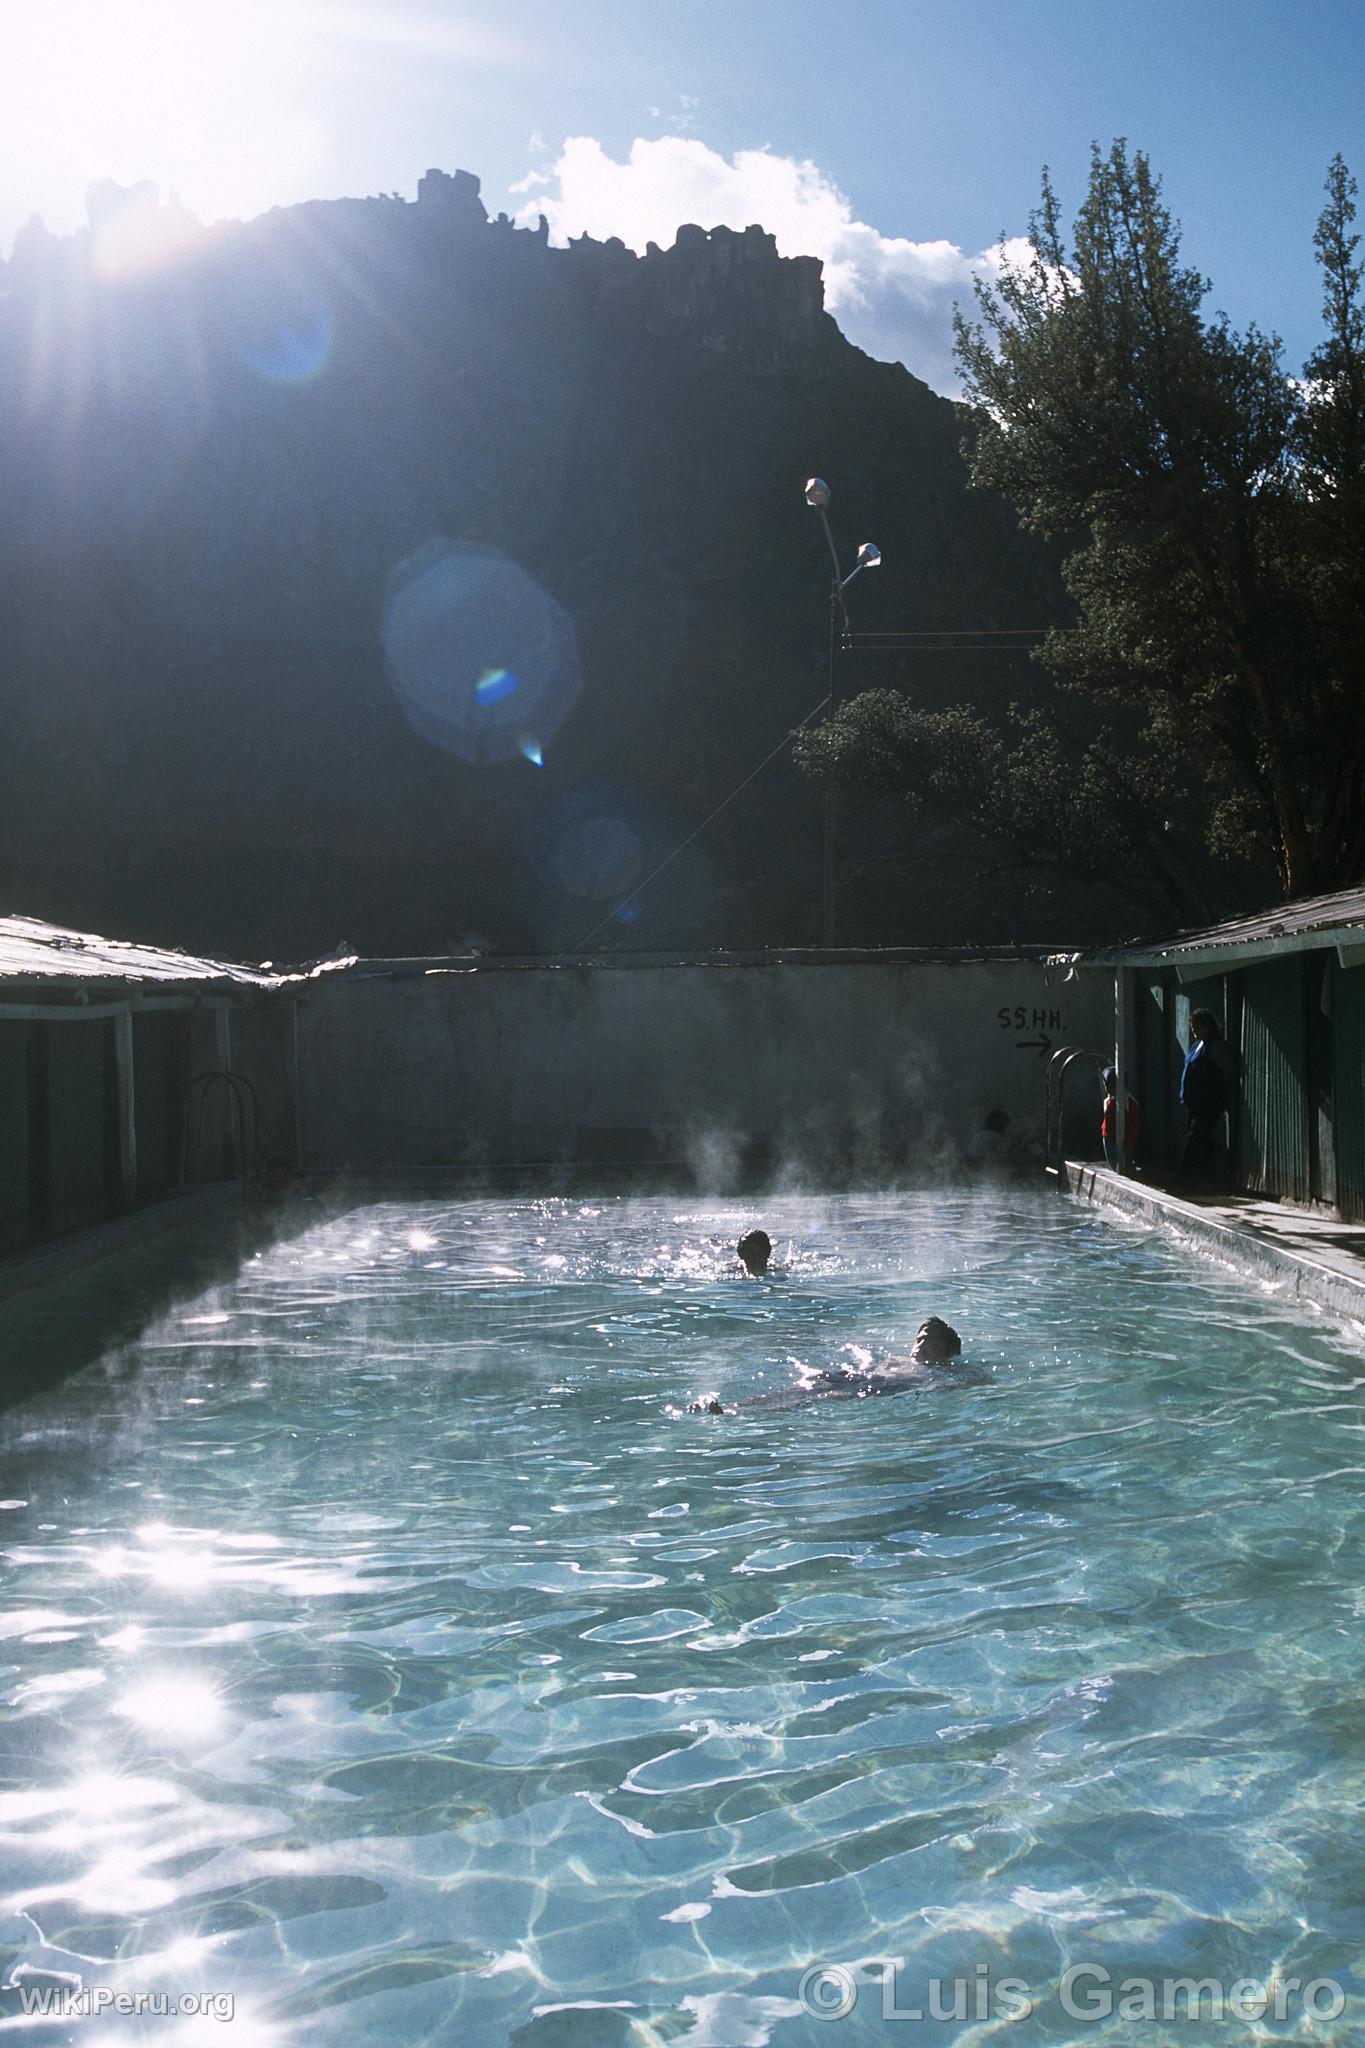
[1239,957,1310,1203]
[46,1021,113,1234]
[134,1012,191,1198]
[1137,974,1176,1168]
[1334,961,1365,1221]
[0,1023,28,1249]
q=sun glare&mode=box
[0,0,323,237]
[0,1,528,253]
[116,1672,225,1738]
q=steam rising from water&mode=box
[0,1194,1362,2041]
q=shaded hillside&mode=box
[0,169,1076,958]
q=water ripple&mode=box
[1,1191,1363,2042]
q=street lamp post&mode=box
[804,478,881,947]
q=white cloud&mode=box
[512,136,1028,396]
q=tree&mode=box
[794,693,1216,923]
[798,145,1365,908]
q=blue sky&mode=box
[3,0,1361,392]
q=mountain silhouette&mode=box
[0,169,1070,959]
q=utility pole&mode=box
[803,477,880,947]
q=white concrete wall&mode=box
[294,957,1111,1177]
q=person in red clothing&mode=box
[1101,1067,1140,1170]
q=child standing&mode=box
[1101,1068,1140,1170]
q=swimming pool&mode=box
[1,1190,1362,2044]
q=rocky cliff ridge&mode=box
[0,166,1079,958]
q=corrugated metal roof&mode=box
[279,944,1078,980]
[0,915,275,991]
[0,922,1089,993]
[1053,885,1365,971]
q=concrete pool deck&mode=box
[0,1186,339,1410]
[0,1185,248,1304]
[1060,1160,1365,1330]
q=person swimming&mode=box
[902,1317,961,1365]
[807,1318,970,1393]
[686,1318,982,1414]
[737,1229,772,1276]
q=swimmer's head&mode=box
[911,1317,961,1364]
[688,1394,726,1415]
[737,1229,772,1277]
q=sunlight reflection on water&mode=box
[0,1192,1362,2042]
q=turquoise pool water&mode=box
[1,1191,1363,2046]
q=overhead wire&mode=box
[573,686,833,952]
[573,626,1059,950]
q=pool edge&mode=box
[0,1186,245,1303]
[1060,1161,1365,1330]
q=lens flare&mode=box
[555,814,642,899]
[475,667,519,706]
[238,304,334,384]
[383,542,582,767]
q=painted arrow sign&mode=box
[1016,1034,1054,1057]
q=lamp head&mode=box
[855,542,882,571]
[804,477,831,509]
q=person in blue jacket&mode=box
[1179,1007,1234,1186]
